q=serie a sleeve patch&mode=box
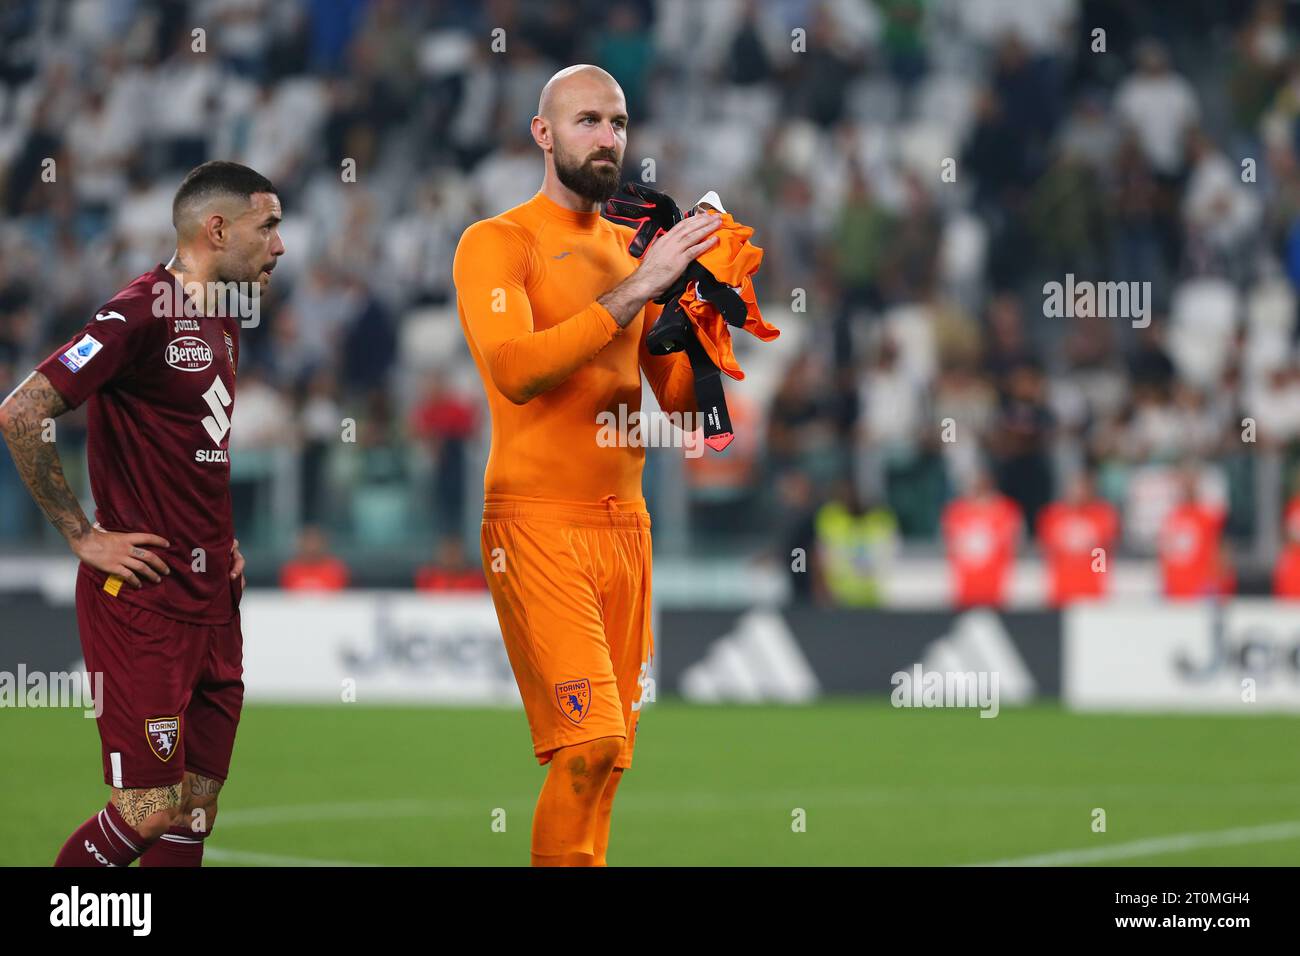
[58,334,104,373]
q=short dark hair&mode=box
[172,160,277,229]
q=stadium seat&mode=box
[882,304,939,385]
[1243,277,1296,379]
[350,483,412,548]
[847,76,901,125]
[938,211,988,301]
[398,307,463,370]
[1168,278,1239,388]
[896,121,958,184]
[913,73,978,144]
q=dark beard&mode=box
[555,149,622,204]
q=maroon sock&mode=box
[139,825,206,867]
[54,802,153,867]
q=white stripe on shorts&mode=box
[110,751,123,788]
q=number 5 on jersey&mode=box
[201,376,232,446]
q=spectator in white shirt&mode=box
[1115,40,1200,177]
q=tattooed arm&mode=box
[0,372,88,541]
[0,371,171,588]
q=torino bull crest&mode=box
[145,717,180,762]
[555,679,592,725]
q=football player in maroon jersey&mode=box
[0,161,284,866]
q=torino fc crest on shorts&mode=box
[145,717,180,762]
[555,679,591,725]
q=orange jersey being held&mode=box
[677,210,777,381]
[452,191,697,505]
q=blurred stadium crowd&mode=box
[4,0,1300,600]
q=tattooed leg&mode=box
[180,772,223,836]
[112,783,183,840]
[135,772,222,866]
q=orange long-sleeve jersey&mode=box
[453,190,697,505]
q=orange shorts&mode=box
[481,494,654,770]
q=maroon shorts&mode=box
[75,566,244,790]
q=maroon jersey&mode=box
[38,265,241,624]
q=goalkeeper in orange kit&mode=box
[451,64,723,866]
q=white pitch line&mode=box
[218,798,436,826]
[216,784,1300,829]
[209,805,1300,866]
[966,820,1300,866]
[204,847,378,867]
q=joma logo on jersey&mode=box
[144,717,179,761]
[555,679,591,724]
[165,337,213,372]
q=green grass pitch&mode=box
[3,700,1298,866]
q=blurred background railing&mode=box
[4,0,1300,601]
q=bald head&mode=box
[537,64,622,122]
[532,65,629,205]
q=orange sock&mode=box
[592,767,624,866]
[530,736,621,867]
